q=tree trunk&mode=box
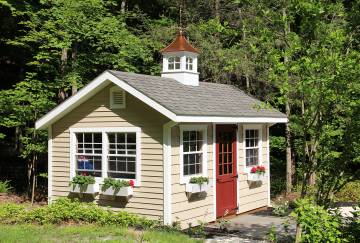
[58,48,68,101]
[295,223,302,243]
[285,101,293,193]
[214,0,220,19]
[282,7,293,194]
[30,154,37,205]
[71,44,78,95]
[121,0,126,13]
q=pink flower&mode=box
[250,167,257,173]
[129,180,135,188]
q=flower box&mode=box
[70,183,99,194]
[101,186,133,197]
[247,173,265,182]
[185,182,210,194]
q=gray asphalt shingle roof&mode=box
[108,70,286,118]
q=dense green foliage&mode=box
[291,199,360,243]
[0,198,158,228]
[334,180,360,202]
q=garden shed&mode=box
[36,33,287,228]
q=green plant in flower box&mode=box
[189,176,209,185]
[70,175,95,187]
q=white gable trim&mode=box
[35,71,288,130]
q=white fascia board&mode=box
[175,116,288,124]
[35,71,178,130]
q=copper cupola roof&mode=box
[160,31,199,53]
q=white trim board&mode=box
[163,121,177,225]
[48,125,53,204]
[35,71,287,130]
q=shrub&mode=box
[0,198,160,229]
[335,180,360,202]
[272,201,290,217]
[291,199,343,242]
[0,203,26,223]
[189,176,209,184]
[0,180,12,193]
[343,203,360,243]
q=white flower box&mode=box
[101,186,133,197]
[247,173,266,182]
[70,183,99,194]
[185,182,210,194]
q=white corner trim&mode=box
[163,121,177,225]
[179,124,208,184]
[69,127,142,186]
[267,125,271,206]
[243,124,263,174]
[48,126,53,204]
[212,124,216,221]
[236,123,240,214]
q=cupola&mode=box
[160,31,199,86]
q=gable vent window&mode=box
[110,87,126,109]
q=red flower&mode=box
[129,180,135,188]
[250,167,257,173]
[82,172,88,176]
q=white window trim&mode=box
[168,56,181,71]
[243,124,262,174]
[179,125,208,184]
[69,127,141,186]
[186,57,193,70]
[110,86,126,109]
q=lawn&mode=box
[0,224,202,243]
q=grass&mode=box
[0,224,202,243]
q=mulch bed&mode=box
[0,193,25,204]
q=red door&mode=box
[216,125,237,218]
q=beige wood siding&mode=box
[237,124,269,213]
[51,84,169,220]
[171,124,214,229]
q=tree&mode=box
[0,73,55,200]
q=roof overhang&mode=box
[35,71,288,130]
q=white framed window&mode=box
[168,56,181,70]
[108,133,136,179]
[243,125,262,172]
[110,86,126,109]
[186,57,193,70]
[70,127,141,186]
[179,125,208,184]
[75,133,102,177]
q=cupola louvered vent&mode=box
[110,86,126,109]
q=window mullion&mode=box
[102,132,108,178]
